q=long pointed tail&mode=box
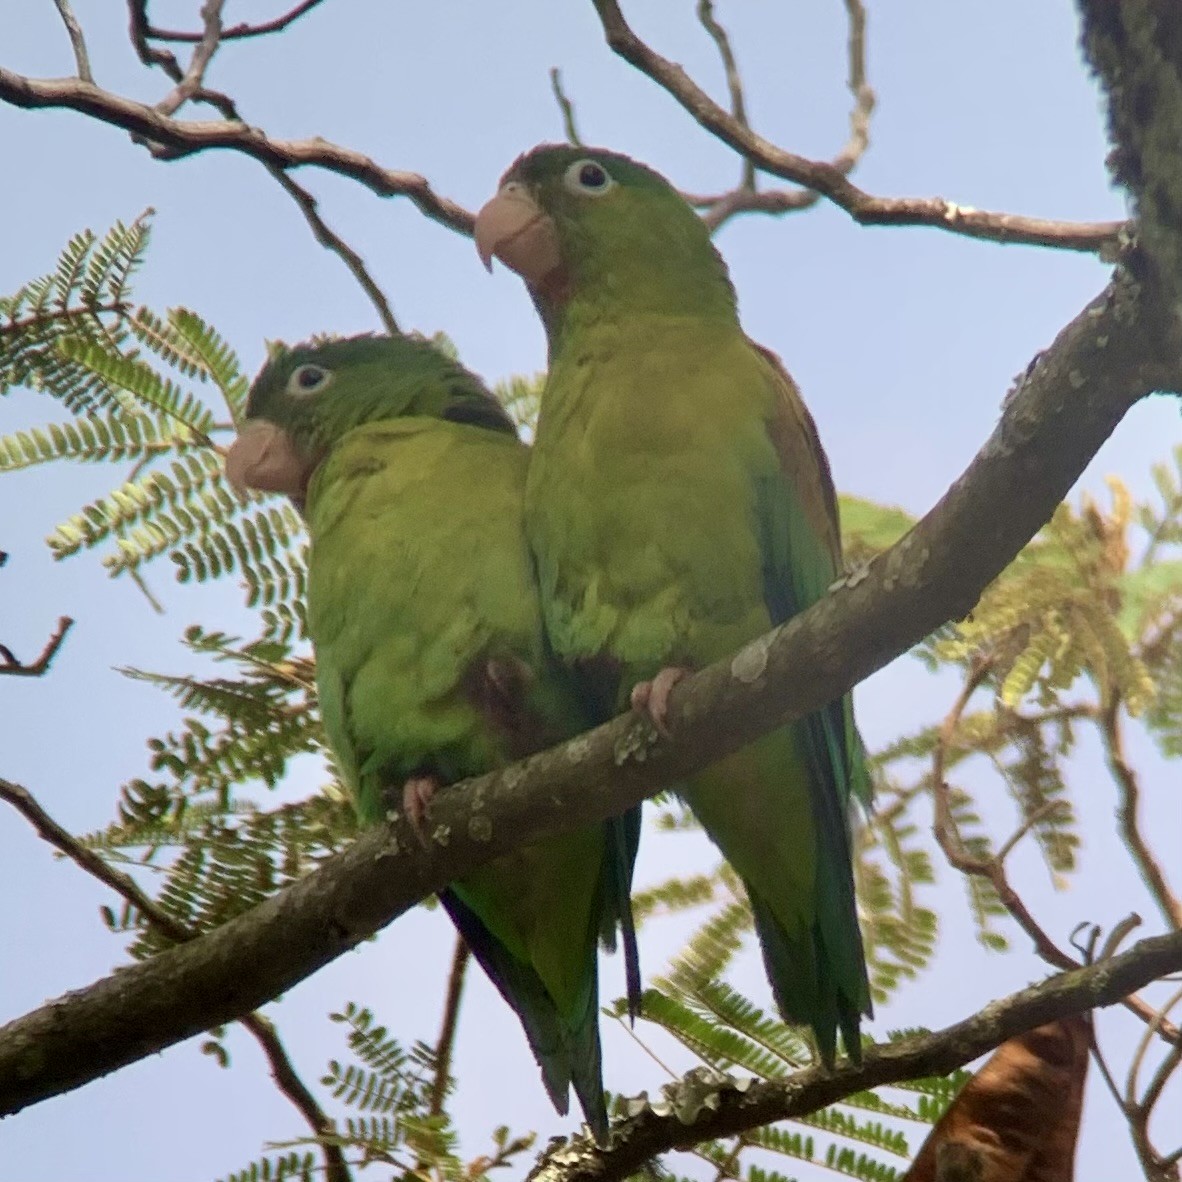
[601,809,643,1020]
[440,891,610,1141]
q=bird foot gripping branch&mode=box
[629,666,692,739]
[401,774,440,849]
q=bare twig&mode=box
[156,0,226,117]
[1139,1008,1182,1115]
[549,68,583,146]
[693,0,873,233]
[0,777,351,1182]
[1100,913,1146,963]
[995,798,1072,863]
[837,0,874,173]
[611,1013,679,1080]
[592,0,1124,251]
[1072,918,1139,1120]
[1126,983,1182,1182]
[126,566,166,615]
[147,0,329,42]
[694,185,815,233]
[126,0,240,120]
[265,164,399,334]
[240,1011,351,1182]
[696,0,754,191]
[929,659,1180,1040]
[0,68,473,235]
[0,617,74,677]
[930,657,995,874]
[428,936,470,1117]
[1101,700,1182,931]
[128,0,184,81]
[1127,982,1182,1104]
[51,0,93,82]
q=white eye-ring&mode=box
[563,159,616,197]
[287,364,333,397]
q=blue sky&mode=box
[2,1,1180,1178]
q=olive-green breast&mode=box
[306,417,546,815]
[526,318,787,684]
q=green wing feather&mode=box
[749,344,873,1060]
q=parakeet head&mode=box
[223,333,514,502]
[474,145,737,337]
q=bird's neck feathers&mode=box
[539,218,740,353]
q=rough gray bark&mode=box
[1080,0,1182,309]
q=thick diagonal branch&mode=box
[0,261,1175,1118]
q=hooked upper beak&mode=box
[223,419,311,501]
[474,183,562,284]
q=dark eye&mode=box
[563,159,615,197]
[287,364,332,396]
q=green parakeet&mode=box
[223,333,640,1138]
[475,147,872,1062]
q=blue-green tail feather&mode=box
[745,709,869,1064]
[603,810,643,1020]
[439,890,609,1141]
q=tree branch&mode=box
[241,1012,352,1182]
[527,930,1182,1182]
[549,68,584,147]
[146,0,329,42]
[693,0,874,234]
[0,616,74,678]
[0,256,1175,1117]
[51,0,93,82]
[930,665,1179,1040]
[1101,701,1182,931]
[126,0,240,120]
[0,777,352,1182]
[428,937,470,1118]
[592,0,1125,252]
[0,69,474,236]
[1079,0,1182,307]
[696,0,756,192]
[155,0,225,118]
[264,163,399,334]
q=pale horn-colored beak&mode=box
[474,183,562,283]
[223,419,311,501]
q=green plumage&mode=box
[501,147,872,1061]
[239,333,639,1138]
